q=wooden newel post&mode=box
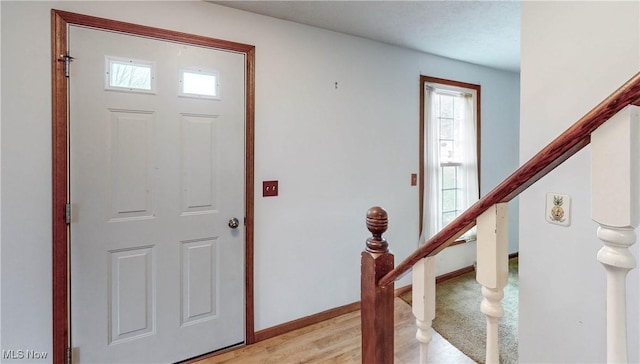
[361,206,395,364]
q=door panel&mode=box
[181,114,218,214]
[69,25,245,363]
[109,246,155,344]
[181,239,217,325]
[108,110,155,220]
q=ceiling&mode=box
[211,1,521,73]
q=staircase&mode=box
[360,72,640,364]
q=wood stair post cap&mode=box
[366,206,389,253]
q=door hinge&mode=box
[65,347,72,364]
[59,52,75,78]
[65,203,72,224]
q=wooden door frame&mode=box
[51,9,255,363]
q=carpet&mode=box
[400,258,518,364]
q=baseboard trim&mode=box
[436,265,476,284]
[395,284,413,297]
[254,252,520,343]
[437,252,518,283]
[254,301,361,342]
[254,284,417,343]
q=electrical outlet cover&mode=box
[545,192,571,227]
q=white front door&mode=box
[69,25,245,363]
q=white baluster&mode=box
[591,105,639,363]
[596,226,636,363]
[476,203,509,364]
[412,256,436,364]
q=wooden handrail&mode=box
[378,72,640,287]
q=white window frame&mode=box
[105,56,156,94]
[421,77,480,243]
[178,68,220,100]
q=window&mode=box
[420,76,480,242]
[105,56,155,93]
[179,68,220,99]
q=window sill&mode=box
[449,238,474,248]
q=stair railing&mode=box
[361,72,640,364]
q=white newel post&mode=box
[476,203,509,364]
[591,105,639,364]
[412,256,436,364]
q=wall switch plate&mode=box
[263,180,278,197]
[545,192,571,226]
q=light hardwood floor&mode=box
[194,298,475,363]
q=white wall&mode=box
[520,2,639,363]
[0,1,519,358]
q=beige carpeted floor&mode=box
[401,258,519,364]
